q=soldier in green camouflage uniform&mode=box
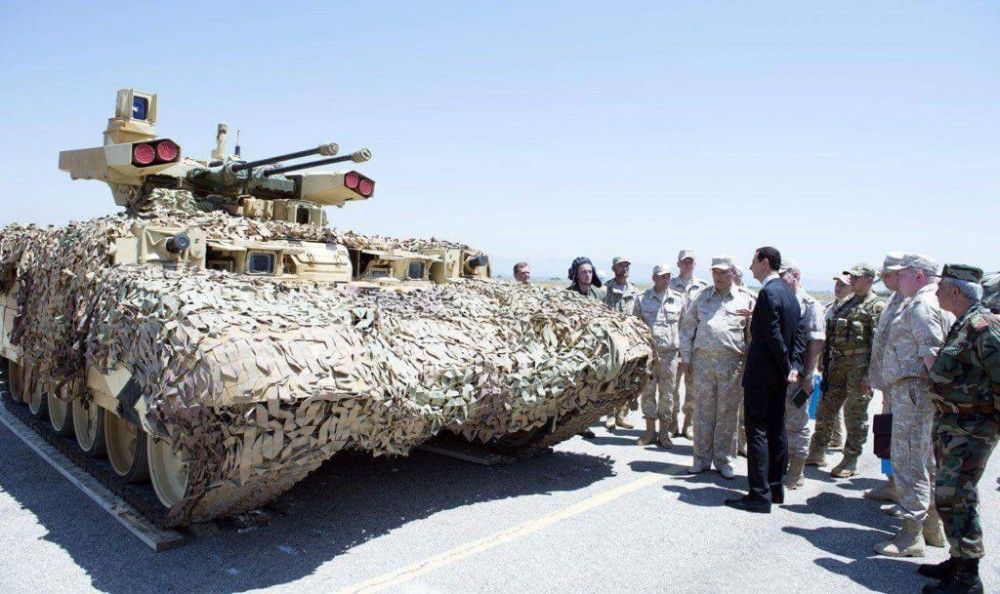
[604,256,640,430]
[921,264,1000,593]
[806,263,885,477]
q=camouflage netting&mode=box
[0,189,652,525]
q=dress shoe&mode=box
[724,496,771,514]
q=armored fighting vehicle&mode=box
[0,89,652,526]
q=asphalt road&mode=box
[2,395,998,594]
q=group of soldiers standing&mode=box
[511,250,998,594]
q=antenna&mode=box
[235,130,242,157]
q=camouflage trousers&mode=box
[691,351,744,468]
[889,378,936,522]
[673,364,695,425]
[784,384,811,459]
[641,349,679,421]
[812,355,873,461]
[934,411,999,559]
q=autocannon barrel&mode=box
[230,143,339,173]
[263,149,372,177]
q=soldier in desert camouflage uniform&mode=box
[863,252,907,502]
[670,249,709,438]
[733,264,755,457]
[918,264,1000,593]
[807,263,884,477]
[604,256,640,430]
[632,264,686,448]
[778,259,826,490]
[875,254,953,558]
[680,256,754,478]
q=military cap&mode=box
[878,251,906,276]
[779,258,799,274]
[940,264,983,283]
[677,249,695,262]
[832,274,851,285]
[652,263,672,277]
[900,253,939,275]
[709,256,735,271]
[844,263,876,278]
[612,256,631,267]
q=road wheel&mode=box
[72,400,106,457]
[6,360,25,403]
[47,387,74,436]
[147,433,189,508]
[104,410,150,483]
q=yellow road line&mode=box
[338,466,679,593]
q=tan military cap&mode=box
[652,263,672,276]
[832,274,851,285]
[709,256,735,271]
[612,256,631,267]
[878,252,906,277]
[941,264,983,283]
[677,249,695,262]
[779,258,799,274]
[844,263,877,278]
[900,253,939,275]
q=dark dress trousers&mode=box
[741,278,805,503]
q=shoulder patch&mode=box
[971,313,988,331]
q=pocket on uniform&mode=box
[850,320,864,342]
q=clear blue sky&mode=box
[1,1,997,286]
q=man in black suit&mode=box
[725,246,805,513]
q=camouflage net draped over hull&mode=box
[0,190,651,525]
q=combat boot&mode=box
[805,442,827,467]
[636,419,656,446]
[924,506,947,548]
[668,412,681,437]
[863,477,898,502]
[921,559,983,594]
[875,518,925,557]
[657,419,673,449]
[918,556,960,579]
[682,416,694,440]
[830,457,859,478]
[784,456,806,490]
[615,406,634,430]
[604,415,616,431]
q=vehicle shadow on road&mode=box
[784,526,930,593]
[0,428,615,594]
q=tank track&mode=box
[0,367,172,527]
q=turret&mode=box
[58,88,376,215]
